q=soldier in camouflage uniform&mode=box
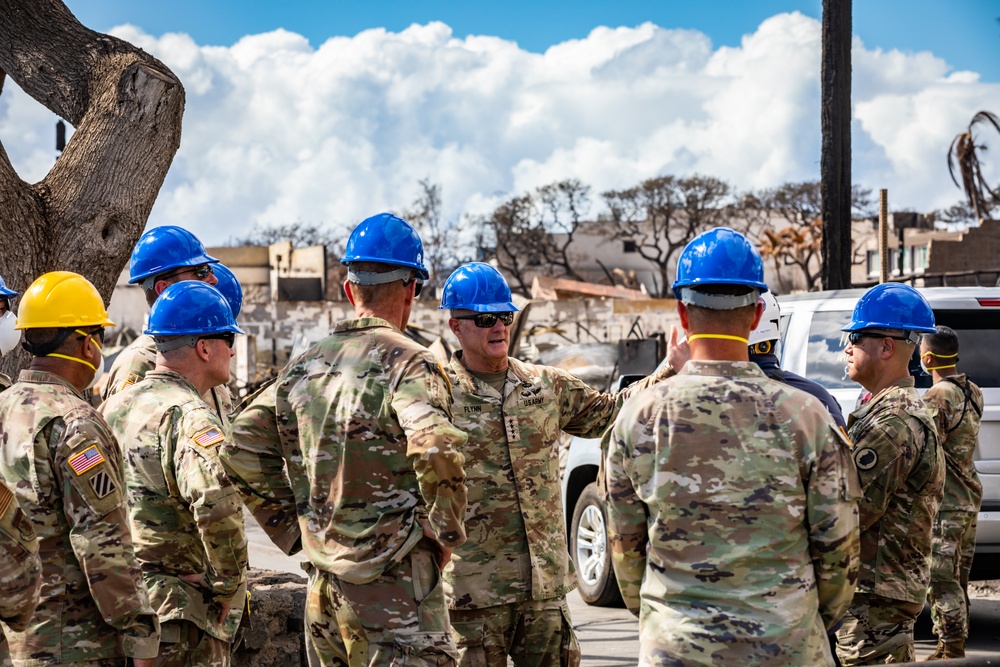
[103,226,236,420]
[919,325,983,660]
[0,275,42,667]
[221,213,468,667]
[436,263,674,667]
[0,272,159,666]
[102,281,249,666]
[605,228,861,666]
[0,482,41,667]
[834,282,944,665]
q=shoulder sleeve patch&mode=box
[68,445,106,476]
[192,426,225,448]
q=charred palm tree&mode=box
[948,110,1000,221]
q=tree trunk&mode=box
[0,0,184,375]
[820,0,852,290]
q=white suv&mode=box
[562,285,1000,607]
[778,286,1000,577]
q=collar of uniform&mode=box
[449,350,513,397]
[144,369,201,394]
[678,359,764,377]
[850,376,916,422]
[17,369,88,400]
[333,316,396,334]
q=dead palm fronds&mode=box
[948,110,1000,221]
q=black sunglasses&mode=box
[199,332,236,349]
[847,332,909,345]
[158,264,215,282]
[75,327,106,345]
[403,276,423,297]
[456,312,515,328]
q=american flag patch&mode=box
[193,427,224,448]
[68,445,105,476]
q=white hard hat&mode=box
[748,291,780,346]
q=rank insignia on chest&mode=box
[68,445,105,476]
[505,415,521,441]
[193,427,225,448]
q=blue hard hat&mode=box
[145,281,245,337]
[341,213,429,281]
[842,283,936,334]
[0,274,18,298]
[212,264,243,318]
[129,226,219,284]
[672,227,768,300]
[439,263,519,312]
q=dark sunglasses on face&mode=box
[847,332,908,346]
[159,264,215,282]
[200,332,236,349]
[76,327,106,345]
[456,312,515,328]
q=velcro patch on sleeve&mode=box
[68,445,105,476]
[119,372,141,392]
[192,426,225,448]
[89,470,116,499]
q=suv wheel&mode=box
[570,482,623,607]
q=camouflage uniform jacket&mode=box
[0,370,159,664]
[103,333,235,422]
[443,353,672,610]
[223,317,468,584]
[102,370,248,641]
[847,376,943,603]
[605,361,861,664]
[923,374,983,513]
[0,481,41,632]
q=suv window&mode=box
[805,311,855,389]
[930,310,1000,389]
[804,308,1000,390]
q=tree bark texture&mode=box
[820,0,852,290]
[0,0,184,374]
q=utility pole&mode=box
[821,0,852,290]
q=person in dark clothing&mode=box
[748,292,847,429]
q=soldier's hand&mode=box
[217,600,232,624]
[133,658,156,667]
[179,572,207,588]
[435,545,453,571]
[179,573,233,623]
[666,325,690,373]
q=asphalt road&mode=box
[246,515,1000,665]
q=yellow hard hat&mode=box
[16,272,116,330]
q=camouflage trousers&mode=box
[928,510,977,642]
[835,594,923,665]
[449,596,580,667]
[154,620,232,667]
[305,537,459,667]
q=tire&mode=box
[570,482,624,607]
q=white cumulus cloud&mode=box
[1,11,998,246]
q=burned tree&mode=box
[0,0,184,374]
[600,175,734,297]
[481,180,589,296]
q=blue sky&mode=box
[2,2,995,244]
[67,0,1000,81]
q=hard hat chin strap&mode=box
[680,288,759,310]
[43,353,97,372]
